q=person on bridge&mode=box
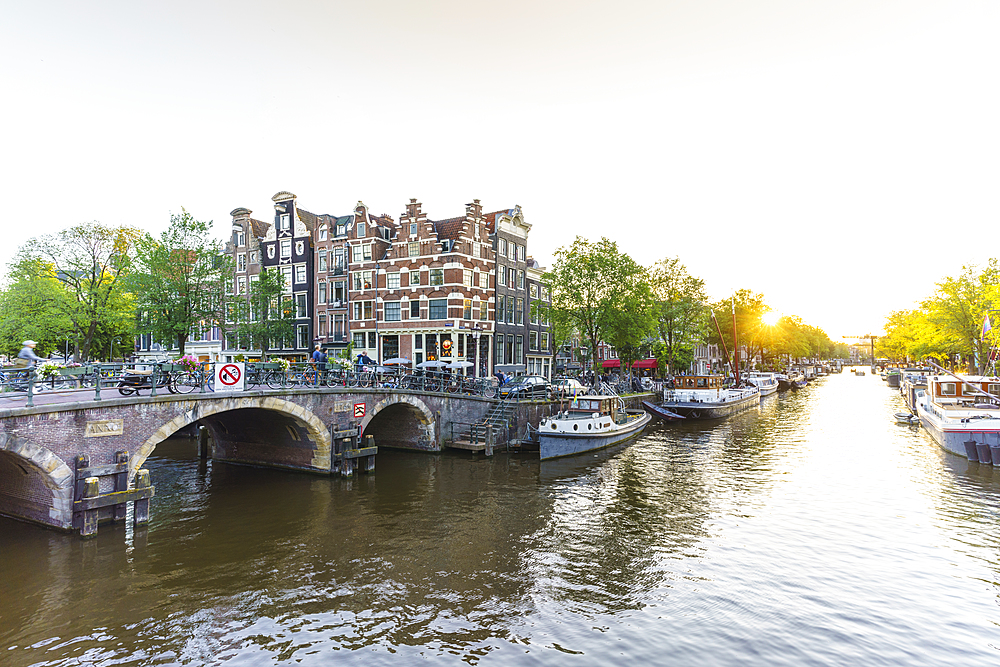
[16,340,45,368]
[312,345,326,385]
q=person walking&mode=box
[311,344,324,386]
[16,340,45,368]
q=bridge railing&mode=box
[0,361,502,405]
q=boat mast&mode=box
[732,297,740,384]
[711,309,733,376]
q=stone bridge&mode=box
[0,387,497,533]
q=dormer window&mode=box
[319,225,328,241]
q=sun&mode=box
[762,311,781,326]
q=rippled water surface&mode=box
[3,371,1000,665]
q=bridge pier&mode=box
[73,452,155,538]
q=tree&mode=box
[544,237,655,381]
[0,257,75,358]
[921,261,999,373]
[708,289,768,374]
[17,222,142,360]
[130,210,230,356]
[649,257,708,374]
[225,267,295,359]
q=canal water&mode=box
[2,370,1000,665]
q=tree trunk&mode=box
[82,320,98,361]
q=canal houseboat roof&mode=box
[674,375,727,389]
[928,375,1000,405]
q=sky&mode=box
[2,0,997,342]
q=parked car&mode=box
[552,377,587,397]
[499,375,551,399]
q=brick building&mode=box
[350,198,495,376]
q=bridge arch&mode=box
[361,395,437,450]
[0,435,74,529]
[132,396,332,478]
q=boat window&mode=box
[939,382,957,396]
[988,383,1000,395]
[685,378,695,387]
[697,378,708,388]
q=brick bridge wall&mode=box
[0,387,496,531]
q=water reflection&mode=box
[3,373,1000,665]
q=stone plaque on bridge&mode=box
[85,419,124,438]
[334,400,352,414]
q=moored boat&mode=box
[743,372,780,397]
[915,372,1000,460]
[661,375,761,419]
[640,400,686,421]
[537,395,652,460]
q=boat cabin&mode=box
[568,395,618,419]
[928,375,1000,408]
[674,375,726,390]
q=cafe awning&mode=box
[633,358,658,369]
[601,359,620,368]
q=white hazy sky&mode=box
[2,1,997,341]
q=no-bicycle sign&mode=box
[216,362,245,391]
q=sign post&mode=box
[215,362,245,391]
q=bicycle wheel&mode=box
[265,371,285,390]
[483,380,497,398]
[173,371,199,394]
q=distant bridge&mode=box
[0,387,501,535]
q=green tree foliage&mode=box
[225,267,295,359]
[877,262,1000,370]
[0,257,75,358]
[709,289,769,372]
[920,261,999,373]
[16,222,141,360]
[130,210,230,356]
[544,237,656,380]
[649,257,708,373]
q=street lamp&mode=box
[472,324,482,378]
[111,337,121,363]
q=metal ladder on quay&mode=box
[449,397,517,455]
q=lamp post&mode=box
[65,335,71,363]
[472,324,482,378]
[111,337,121,363]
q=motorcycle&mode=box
[117,366,179,396]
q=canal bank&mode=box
[2,373,1000,666]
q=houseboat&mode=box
[914,373,1000,460]
[537,394,652,460]
[660,375,761,419]
[743,372,780,397]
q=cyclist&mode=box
[17,340,45,368]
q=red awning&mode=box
[632,359,658,369]
[601,359,620,368]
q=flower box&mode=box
[261,363,284,370]
[57,366,90,376]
